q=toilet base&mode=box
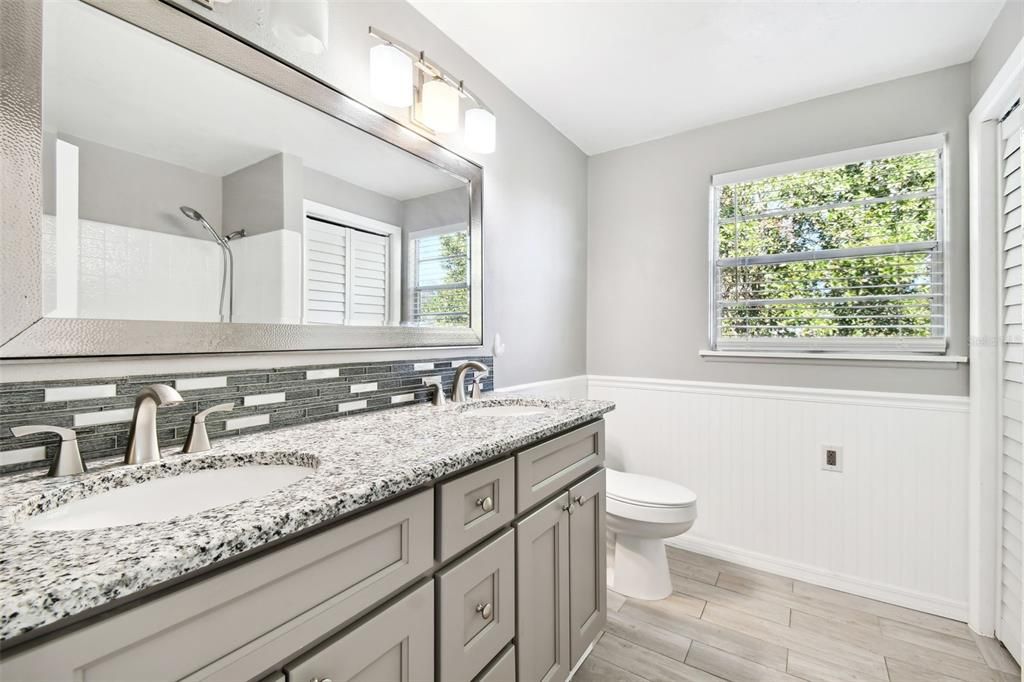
[612,534,673,601]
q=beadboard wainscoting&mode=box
[588,375,971,620]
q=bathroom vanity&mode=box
[0,397,613,681]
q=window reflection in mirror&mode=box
[40,0,472,329]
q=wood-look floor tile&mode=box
[971,633,1020,675]
[716,572,881,629]
[666,547,795,591]
[576,649,648,682]
[685,642,805,682]
[672,573,792,625]
[605,608,692,663]
[879,617,986,664]
[789,610,999,681]
[592,632,722,682]
[608,589,627,613]
[786,650,887,682]
[620,599,790,672]
[668,556,721,586]
[791,581,973,641]
[700,603,889,678]
[884,658,966,682]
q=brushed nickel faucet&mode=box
[10,425,86,477]
[125,384,184,465]
[423,378,446,407]
[451,361,488,403]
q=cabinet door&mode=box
[515,493,570,682]
[284,582,434,682]
[568,469,607,666]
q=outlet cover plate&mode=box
[822,445,843,472]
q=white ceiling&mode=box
[43,0,463,201]
[411,0,1005,155]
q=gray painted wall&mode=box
[222,153,290,236]
[42,133,222,240]
[587,65,971,396]
[970,0,1023,107]
[304,167,404,227]
[402,187,469,232]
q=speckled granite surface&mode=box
[0,395,613,642]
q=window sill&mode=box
[699,349,968,367]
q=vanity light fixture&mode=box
[368,26,496,154]
[270,0,329,55]
[370,44,414,107]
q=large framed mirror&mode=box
[0,0,483,358]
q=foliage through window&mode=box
[711,136,946,353]
[412,228,469,327]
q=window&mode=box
[710,134,946,353]
[411,225,470,327]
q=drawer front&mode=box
[516,422,604,513]
[474,644,516,682]
[436,529,516,682]
[2,490,434,682]
[438,457,515,561]
[284,581,434,682]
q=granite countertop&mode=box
[0,395,613,643]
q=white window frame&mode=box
[407,222,471,326]
[301,199,402,326]
[708,133,949,354]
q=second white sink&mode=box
[20,464,314,531]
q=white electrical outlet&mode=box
[821,445,843,472]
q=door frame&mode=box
[968,36,1024,638]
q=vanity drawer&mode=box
[474,644,516,682]
[437,457,515,561]
[516,422,604,513]
[436,528,516,682]
[284,581,434,682]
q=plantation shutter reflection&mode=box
[303,215,390,326]
[711,138,946,352]
[998,101,1023,664]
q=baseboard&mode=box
[495,374,589,400]
[666,534,968,621]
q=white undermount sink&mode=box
[462,404,553,417]
[19,464,314,531]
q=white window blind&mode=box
[411,226,469,327]
[710,135,946,353]
[303,215,390,326]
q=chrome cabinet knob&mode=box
[476,602,493,620]
[574,495,586,507]
[476,496,494,512]
[10,425,86,477]
[311,677,333,682]
[562,502,572,513]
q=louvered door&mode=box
[999,101,1023,664]
[303,215,391,326]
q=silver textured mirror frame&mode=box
[0,0,483,358]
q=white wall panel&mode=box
[589,376,970,619]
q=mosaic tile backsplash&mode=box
[0,356,494,474]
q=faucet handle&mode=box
[470,369,489,399]
[10,425,86,477]
[423,378,446,407]
[183,402,233,454]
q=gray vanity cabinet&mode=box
[515,493,571,682]
[284,581,434,682]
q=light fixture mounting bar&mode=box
[368,26,491,113]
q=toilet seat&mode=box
[606,470,697,525]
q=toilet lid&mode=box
[606,469,697,508]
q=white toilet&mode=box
[606,469,698,601]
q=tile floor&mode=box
[577,544,1021,682]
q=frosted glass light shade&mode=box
[464,107,496,154]
[270,0,328,55]
[420,79,460,133]
[370,45,413,107]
